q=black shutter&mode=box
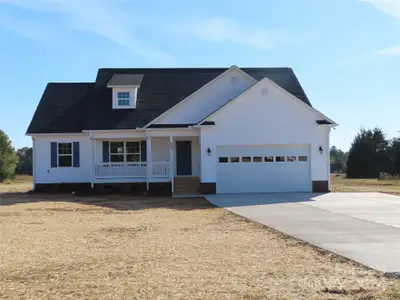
[51,142,57,168]
[103,141,110,162]
[141,141,147,162]
[73,142,80,167]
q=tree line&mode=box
[331,127,400,178]
[0,130,32,181]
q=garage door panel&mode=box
[216,145,311,193]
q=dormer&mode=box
[107,74,143,109]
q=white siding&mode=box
[200,79,331,184]
[33,134,92,184]
[151,137,170,161]
[154,68,255,124]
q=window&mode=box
[110,141,142,163]
[287,156,297,162]
[299,156,308,162]
[264,156,274,162]
[58,143,72,167]
[219,157,228,163]
[253,156,262,162]
[126,142,140,162]
[242,157,251,163]
[110,142,125,162]
[117,92,130,106]
[276,156,285,162]
[230,157,240,163]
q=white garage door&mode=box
[216,145,311,193]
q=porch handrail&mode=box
[152,161,170,177]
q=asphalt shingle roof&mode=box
[26,83,93,134]
[27,67,311,134]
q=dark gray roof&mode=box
[107,74,143,86]
[27,83,93,134]
[27,67,311,134]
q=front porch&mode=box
[92,134,201,194]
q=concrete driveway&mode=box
[205,192,400,276]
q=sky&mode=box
[0,0,399,151]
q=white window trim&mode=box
[109,141,142,163]
[58,142,73,168]
[112,88,138,109]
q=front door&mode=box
[176,141,192,176]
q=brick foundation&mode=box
[199,182,216,194]
[34,182,171,197]
[35,183,91,193]
[312,181,329,193]
[148,182,172,196]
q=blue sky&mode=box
[0,0,399,150]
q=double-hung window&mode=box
[110,142,125,162]
[58,143,72,167]
[117,92,130,106]
[109,141,141,163]
[126,142,140,162]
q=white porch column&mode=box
[91,137,95,188]
[32,137,36,191]
[169,135,174,193]
[146,136,152,191]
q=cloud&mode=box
[171,17,291,51]
[0,0,176,64]
[375,45,400,55]
[360,0,400,57]
[360,0,400,19]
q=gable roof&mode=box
[27,67,311,134]
[198,77,337,126]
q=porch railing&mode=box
[95,161,170,178]
[152,161,170,177]
[95,162,147,178]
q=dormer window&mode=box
[118,92,131,106]
[107,73,143,110]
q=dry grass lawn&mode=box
[1,189,400,299]
[331,174,400,195]
[0,175,33,193]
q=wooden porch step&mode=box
[174,176,200,194]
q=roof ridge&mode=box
[47,82,94,85]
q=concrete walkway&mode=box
[205,192,400,276]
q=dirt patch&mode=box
[1,195,399,300]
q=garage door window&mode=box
[253,157,262,162]
[287,156,296,162]
[276,156,285,162]
[242,157,251,163]
[264,156,274,162]
[298,156,308,162]
[219,157,229,163]
[230,157,240,163]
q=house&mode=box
[26,66,337,195]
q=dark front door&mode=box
[176,141,192,176]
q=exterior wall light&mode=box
[319,146,324,154]
[207,148,212,156]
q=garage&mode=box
[216,145,311,193]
